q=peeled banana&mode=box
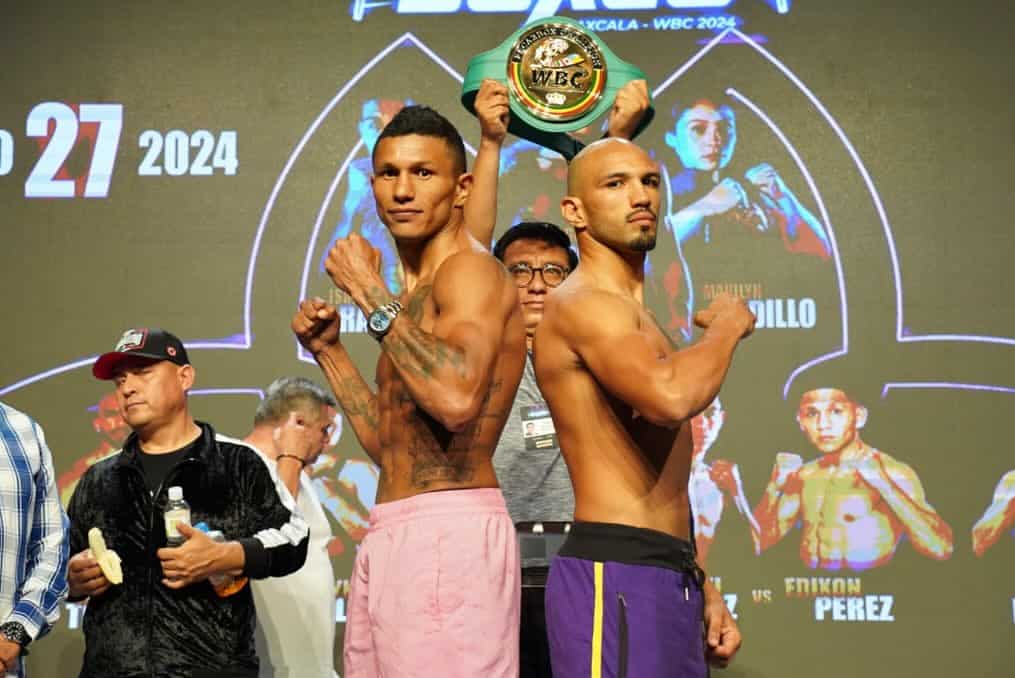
[88,527,123,585]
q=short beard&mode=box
[629,233,657,251]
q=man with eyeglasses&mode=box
[466,77,649,677]
[489,221,577,678]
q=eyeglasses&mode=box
[508,262,569,288]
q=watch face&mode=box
[0,621,27,646]
[368,309,391,334]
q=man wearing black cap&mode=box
[65,328,310,678]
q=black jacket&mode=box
[67,422,309,678]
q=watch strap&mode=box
[0,621,30,647]
[369,300,403,340]
[381,300,403,321]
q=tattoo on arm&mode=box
[316,348,381,462]
[362,285,394,311]
[332,375,379,429]
[381,284,468,380]
[386,324,467,379]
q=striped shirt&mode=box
[0,403,69,677]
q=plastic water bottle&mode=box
[204,529,230,589]
[194,522,248,598]
[164,486,191,546]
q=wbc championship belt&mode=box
[462,16,654,160]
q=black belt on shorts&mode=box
[558,521,706,587]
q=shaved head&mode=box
[561,138,661,253]
[567,138,644,195]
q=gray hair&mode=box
[254,377,337,426]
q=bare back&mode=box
[374,249,526,503]
[533,272,694,540]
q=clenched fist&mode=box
[606,79,650,140]
[693,292,755,338]
[745,163,787,200]
[292,298,342,356]
[695,177,748,218]
[475,79,510,145]
[324,233,384,303]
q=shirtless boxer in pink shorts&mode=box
[293,104,526,677]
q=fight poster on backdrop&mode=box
[1,1,1013,676]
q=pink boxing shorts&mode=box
[343,488,520,677]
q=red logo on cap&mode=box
[167,346,177,357]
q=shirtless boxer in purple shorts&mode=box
[533,138,749,677]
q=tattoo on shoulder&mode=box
[382,283,466,380]
[405,284,432,322]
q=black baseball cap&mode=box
[92,328,190,380]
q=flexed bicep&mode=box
[380,251,518,432]
[574,318,689,426]
[561,290,746,428]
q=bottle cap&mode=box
[168,486,183,501]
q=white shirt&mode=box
[250,449,338,678]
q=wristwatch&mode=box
[0,621,30,649]
[367,300,403,341]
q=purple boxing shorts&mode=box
[545,522,708,678]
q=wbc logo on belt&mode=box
[507,23,607,123]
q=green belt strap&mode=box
[462,16,654,161]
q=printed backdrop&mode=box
[2,1,1013,675]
